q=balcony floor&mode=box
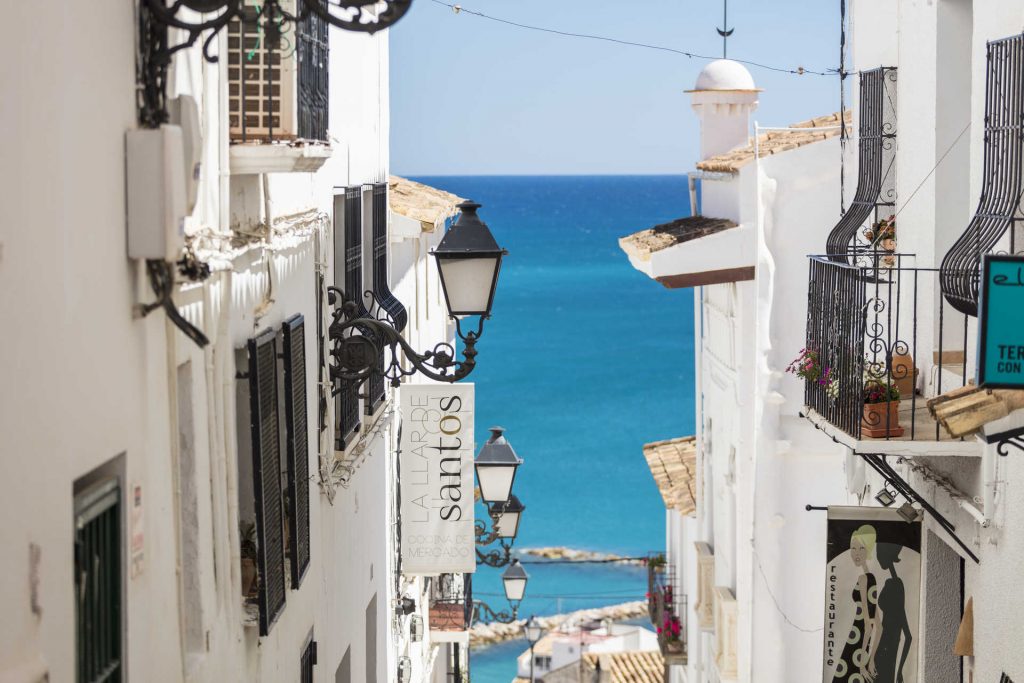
[804,399,982,457]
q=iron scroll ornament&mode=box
[473,600,519,625]
[141,0,412,62]
[327,285,481,387]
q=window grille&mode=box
[940,33,1024,316]
[300,634,317,683]
[283,315,311,588]
[247,330,287,636]
[334,188,363,449]
[826,67,898,260]
[75,478,122,683]
[365,182,406,413]
[227,0,329,143]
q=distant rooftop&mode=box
[696,110,852,174]
[619,216,738,262]
[583,650,666,683]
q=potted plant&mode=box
[240,520,259,598]
[861,378,904,438]
[786,348,838,400]
[659,613,684,653]
[864,215,897,252]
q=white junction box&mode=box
[126,124,187,261]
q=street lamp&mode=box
[490,494,525,539]
[475,427,523,504]
[328,201,507,386]
[523,616,545,683]
[502,559,529,603]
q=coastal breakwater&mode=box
[519,546,648,566]
[469,600,648,648]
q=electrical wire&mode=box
[428,0,834,77]
[142,260,210,348]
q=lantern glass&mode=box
[436,254,502,317]
[502,560,529,603]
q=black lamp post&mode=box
[475,427,522,504]
[474,560,530,624]
[523,616,545,683]
[328,202,506,387]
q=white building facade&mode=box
[623,2,1024,681]
[1,3,475,682]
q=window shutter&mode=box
[248,330,286,636]
[300,634,317,683]
[283,315,311,588]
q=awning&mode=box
[643,437,697,516]
[619,216,754,288]
[388,175,465,234]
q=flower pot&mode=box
[862,400,904,438]
[881,238,897,252]
[890,354,918,398]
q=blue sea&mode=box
[410,176,696,682]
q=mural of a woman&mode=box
[831,525,878,683]
[867,543,913,683]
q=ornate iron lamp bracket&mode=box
[327,286,480,387]
[473,600,519,625]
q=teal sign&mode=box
[978,254,1024,388]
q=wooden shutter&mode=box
[283,315,311,587]
[248,330,286,636]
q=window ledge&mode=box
[230,142,332,175]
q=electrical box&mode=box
[126,124,187,261]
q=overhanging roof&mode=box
[388,175,465,232]
[643,437,697,516]
[619,216,753,288]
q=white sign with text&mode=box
[400,383,476,575]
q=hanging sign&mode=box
[399,383,476,575]
[822,506,921,683]
[978,254,1024,388]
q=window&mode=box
[333,187,363,449]
[300,632,317,683]
[246,330,287,636]
[74,476,122,683]
[365,182,406,414]
[283,315,311,588]
[227,1,329,142]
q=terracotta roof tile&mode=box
[618,216,738,261]
[695,110,852,173]
[388,175,465,231]
[643,437,697,516]
[583,650,666,683]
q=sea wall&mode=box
[469,600,648,647]
[519,547,648,566]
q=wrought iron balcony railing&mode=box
[647,558,687,665]
[429,573,473,632]
[804,254,972,443]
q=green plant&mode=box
[863,379,900,404]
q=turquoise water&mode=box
[410,176,696,682]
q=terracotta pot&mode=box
[241,557,258,597]
[890,354,918,398]
[862,400,904,438]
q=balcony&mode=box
[429,573,472,643]
[647,557,687,666]
[802,253,978,454]
[227,5,331,174]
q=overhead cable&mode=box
[428,0,834,77]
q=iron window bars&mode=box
[300,632,318,683]
[247,329,287,636]
[283,315,311,588]
[940,33,1024,317]
[334,188,363,449]
[804,254,971,441]
[364,182,404,414]
[826,67,898,261]
[429,573,474,632]
[75,478,122,683]
[139,0,411,126]
[647,560,686,662]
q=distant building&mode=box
[513,621,659,682]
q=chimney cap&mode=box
[686,59,760,93]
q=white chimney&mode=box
[687,59,760,161]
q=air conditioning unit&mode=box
[226,0,328,144]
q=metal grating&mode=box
[372,183,408,332]
[940,33,1024,316]
[296,10,329,141]
[300,635,317,683]
[75,479,122,683]
[334,188,363,449]
[826,67,898,261]
[227,4,293,141]
[248,330,286,636]
[283,315,311,588]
